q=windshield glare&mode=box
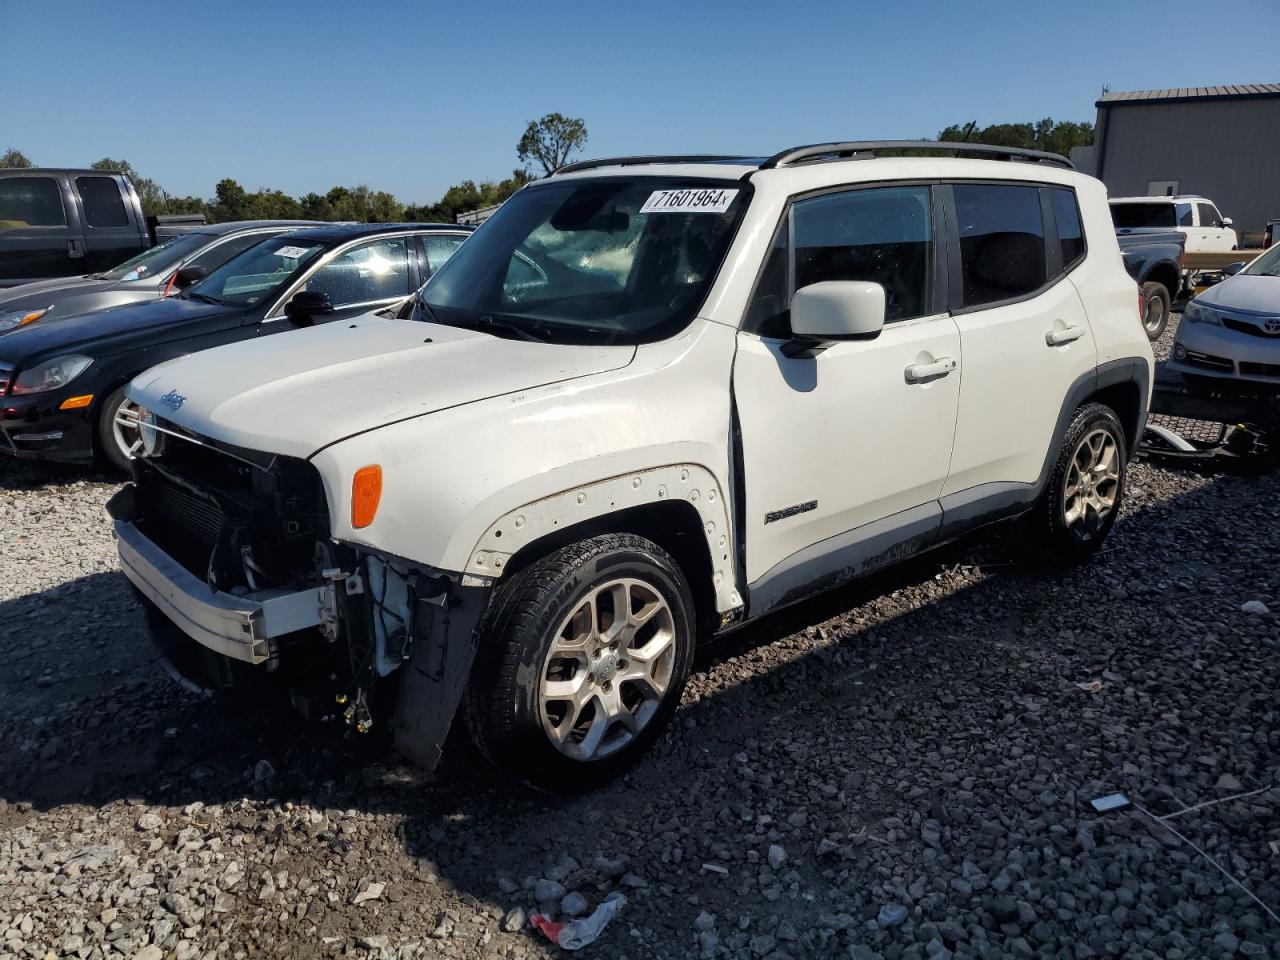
[102,233,211,281]
[188,239,326,307]
[421,178,751,344]
[1243,245,1280,278]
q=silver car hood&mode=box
[1199,274,1280,315]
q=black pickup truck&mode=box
[1116,228,1185,341]
[0,168,205,287]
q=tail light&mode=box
[1266,223,1275,249]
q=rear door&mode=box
[733,183,961,609]
[0,173,79,284]
[941,181,1096,505]
[73,174,146,273]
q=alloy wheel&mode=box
[1062,427,1121,540]
[112,398,144,461]
[539,577,677,762]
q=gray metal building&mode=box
[1093,83,1280,239]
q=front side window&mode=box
[1109,202,1175,229]
[304,237,411,307]
[1196,202,1221,228]
[76,176,129,228]
[744,185,933,338]
[0,177,66,228]
[422,177,751,345]
[953,183,1046,307]
[187,238,326,308]
[1177,204,1195,227]
[101,232,211,280]
[1049,188,1085,270]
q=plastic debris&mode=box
[530,892,627,950]
[1090,793,1130,813]
[1075,679,1104,693]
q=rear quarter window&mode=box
[1048,188,1085,270]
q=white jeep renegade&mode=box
[111,141,1154,791]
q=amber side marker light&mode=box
[59,394,94,411]
[351,465,383,528]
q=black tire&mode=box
[463,533,696,793]
[1026,403,1127,565]
[96,384,141,474]
[1139,281,1170,341]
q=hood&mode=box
[0,275,112,311]
[129,317,637,459]
[1199,273,1280,315]
[0,296,240,363]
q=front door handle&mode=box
[1046,324,1086,346]
[904,357,957,383]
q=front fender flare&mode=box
[464,463,743,614]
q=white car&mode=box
[110,141,1154,791]
[1171,244,1280,384]
[1110,195,1237,253]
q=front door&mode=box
[733,183,961,612]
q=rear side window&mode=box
[0,177,66,227]
[424,234,467,273]
[76,176,129,228]
[744,184,934,337]
[1049,188,1085,270]
[952,183,1046,307]
[1110,202,1175,229]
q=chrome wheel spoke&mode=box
[1061,427,1122,539]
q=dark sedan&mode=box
[0,222,471,470]
[0,220,319,332]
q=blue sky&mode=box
[3,0,1278,205]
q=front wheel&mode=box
[1025,402,1127,565]
[1139,281,1170,341]
[463,534,696,792]
[97,384,144,474]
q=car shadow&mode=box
[2,470,1277,952]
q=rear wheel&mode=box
[1140,281,1170,340]
[1025,402,1127,564]
[463,534,696,792]
[97,384,143,474]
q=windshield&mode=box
[1243,245,1280,278]
[420,177,751,345]
[186,238,326,308]
[101,233,211,281]
[1110,202,1176,229]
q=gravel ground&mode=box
[2,315,1278,960]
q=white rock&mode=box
[1241,600,1270,615]
[352,881,385,905]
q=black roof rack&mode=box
[553,154,760,175]
[760,140,1073,169]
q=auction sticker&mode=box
[273,245,311,259]
[640,188,738,214]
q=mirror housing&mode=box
[172,265,207,290]
[1224,261,1247,276]
[285,290,334,326]
[1221,217,1233,227]
[789,281,886,347]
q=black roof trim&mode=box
[553,155,761,175]
[760,140,1073,170]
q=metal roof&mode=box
[1097,83,1280,106]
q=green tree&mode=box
[517,113,588,176]
[2,148,33,168]
[935,118,1094,156]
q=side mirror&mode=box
[285,290,334,326]
[1224,261,1247,276]
[172,265,207,290]
[1221,217,1233,227]
[785,281,885,356]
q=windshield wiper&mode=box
[185,292,225,305]
[442,311,549,343]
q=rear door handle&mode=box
[904,357,957,383]
[67,238,85,259]
[1046,325,1086,346]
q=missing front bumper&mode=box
[114,520,336,664]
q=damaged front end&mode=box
[107,419,488,771]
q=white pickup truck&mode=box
[110,141,1154,792]
[1110,195,1238,253]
